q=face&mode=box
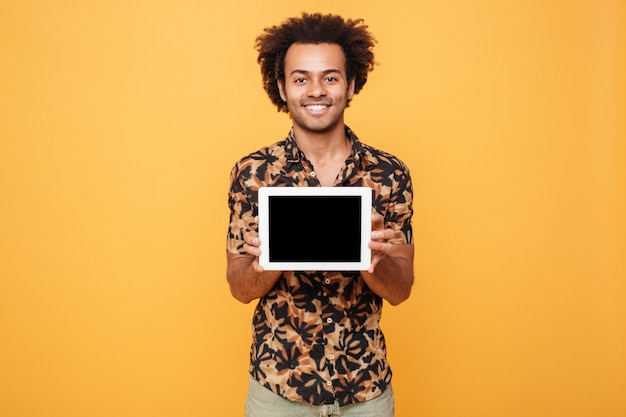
[278,43,355,135]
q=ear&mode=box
[277,79,287,102]
[348,78,356,100]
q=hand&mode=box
[368,213,403,273]
[243,231,265,273]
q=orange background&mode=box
[1,1,625,416]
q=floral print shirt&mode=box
[227,126,413,406]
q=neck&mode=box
[292,123,349,160]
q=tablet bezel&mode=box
[258,186,372,271]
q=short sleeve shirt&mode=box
[226,127,413,406]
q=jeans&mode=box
[244,378,395,417]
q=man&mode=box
[226,13,414,417]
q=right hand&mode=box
[243,231,264,272]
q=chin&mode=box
[295,118,342,134]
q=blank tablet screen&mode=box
[268,196,361,262]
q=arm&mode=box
[361,213,414,306]
[226,160,282,304]
[227,230,282,304]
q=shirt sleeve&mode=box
[386,160,414,245]
[226,160,258,254]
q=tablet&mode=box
[258,186,372,271]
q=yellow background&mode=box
[1,1,625,416]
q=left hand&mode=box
[368,213,403,273]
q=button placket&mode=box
[319,272,341,399]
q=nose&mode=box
[307,79,326,98]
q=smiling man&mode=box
[226,13,414,417]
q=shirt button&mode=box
[324,278,331,284]
[326,380,333,386]
[326,318,333,324]
[310,171,316,177]
[328,353,335,360]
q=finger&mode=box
[372,229,402,241]
[244,232,260,246]
[371,230,383,240]
[252,258,264,273]
[368,253,383,273]
[369,240,393,252]
[371,213,385,229]
[244,243,261,256]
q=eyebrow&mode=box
[288,69,342,77]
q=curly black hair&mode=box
[255,13,377,113]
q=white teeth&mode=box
[306,105,327,111]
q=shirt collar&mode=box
[284,126,372,168]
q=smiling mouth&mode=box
[304,104,329,113]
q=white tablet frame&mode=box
[258,186,372,271]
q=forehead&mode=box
[283,43,346,74]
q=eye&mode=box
[325,77,338,83]
[293,77,307,84]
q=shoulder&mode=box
[347,126,410,174]
[229,139,289,179]
[360,142,411,174]
[232,139,288,169]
